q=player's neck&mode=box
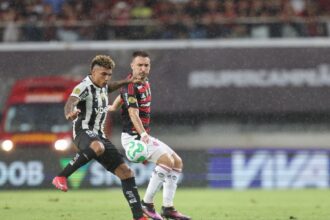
[88,75,102,88]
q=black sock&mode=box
[121,177,144,219]
[58,148,97,177]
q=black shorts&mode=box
[74,130,124,174]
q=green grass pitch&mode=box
[1,188,329,220]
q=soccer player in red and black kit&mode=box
[52,55,147,220]
[110,51,191,220]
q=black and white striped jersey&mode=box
[70,76,109,139]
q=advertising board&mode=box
[1,148,329,189]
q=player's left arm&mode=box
[108,76,142,93]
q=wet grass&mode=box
[0,188,329,220]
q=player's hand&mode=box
[128,75,143,84]
[66,109,81,121]
[140,132,150,144]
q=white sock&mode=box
[163,169,181,207]
[143,165,171,203]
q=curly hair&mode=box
[90,55,115,71]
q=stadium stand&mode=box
[0,0,329,42]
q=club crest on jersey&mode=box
[73,88,80,95]
[128,97,137,104]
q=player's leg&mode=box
[162,153,182,207]
[121,133,165,220]
[141,154,173,220]
[161,152,191,220]
[115,163,148,220]
[144,153,173,203]
[95,139,146,220]
[52,130,103,192]
[142,137,176,205]
[145,137,191,220]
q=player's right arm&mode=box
[64,96,80,120]
[128,107,149,144]
[64,82,88,121]
[108,95,122,112]
[121,84,150,144]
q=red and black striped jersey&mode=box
[120,73,151,134]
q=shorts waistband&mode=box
[123,131,138,136]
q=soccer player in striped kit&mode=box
[111,51,191,220]
[52,55,147,220]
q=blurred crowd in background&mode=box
[0,0,330,42]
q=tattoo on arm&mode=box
[64,96,80,117]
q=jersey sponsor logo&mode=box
[140,103,150,107]
[94,106,108,114]
[128,97,137,104]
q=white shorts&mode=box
[121,132,174,163]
